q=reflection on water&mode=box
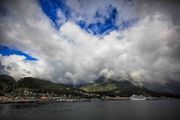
[0,100,180,120]
[10,104,40,109]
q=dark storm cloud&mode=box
[136,0,180,25]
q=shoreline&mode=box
[0,98,91,104]
[0,97,178,104]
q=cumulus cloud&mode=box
[0,54,51,80]
[0,0,180,89]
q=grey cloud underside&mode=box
[0,0,180,93]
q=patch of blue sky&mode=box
[38,0,71,29]
[87,7,116,35]
[76,5,118,35]
[0,45,38,61]
[77,5,138,35]
[38,0,138,36]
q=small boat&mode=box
[130,94,147,100]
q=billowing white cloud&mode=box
[0,55,51,81]
[0,0,180,87]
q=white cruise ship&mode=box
[130,94,147,100]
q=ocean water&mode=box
[0,100,180,120]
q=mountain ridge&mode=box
[0,74,179,98]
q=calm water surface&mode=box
[0,100,180,120]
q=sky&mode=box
[0,0,180,93]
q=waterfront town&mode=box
[0,90,169,104]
